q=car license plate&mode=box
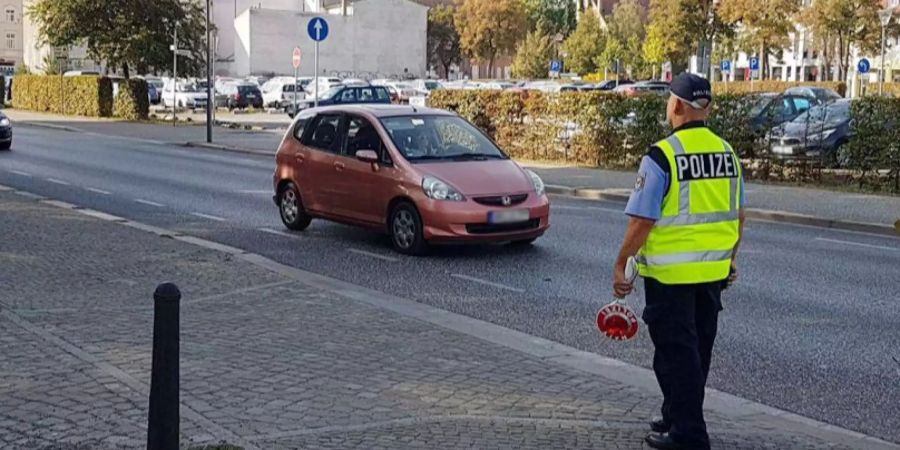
[247,94,256,98]
[772,145,793,155]
[488,209,529,224]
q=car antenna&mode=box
[411,105,418,113]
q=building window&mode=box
[5,33,13,49]
[5,8,13,22]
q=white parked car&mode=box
[304,77,342,96]
[412,79,442,93]
[161,80,209,109]
[385,81,420,101]
[261,77,308,109]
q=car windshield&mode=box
[381,115,507,162]
[424,81,440,90]
[749,95,778,116]
[793,101,850,127]
[318,86,342,99]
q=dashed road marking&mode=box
[46,178,71,186]
[10,170,32,177]
[258,227,298,238]
[239,189,272,195]
[190,212,227,222]
[86,187,112,195]
[552,204,622,214]
[135,198,164,207]
[451,274,525,293]
[348,248,398,262]
[814,237,898,252]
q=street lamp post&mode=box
[206,0,212,144]
[879,8,893,96]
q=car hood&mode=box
[415,160,533,196]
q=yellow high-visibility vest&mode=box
[636,127,742,285]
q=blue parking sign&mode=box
[550,60,562,72]
[749,57,760,71]
[720,60,731,72]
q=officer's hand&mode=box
[614,266,634,298]
[726,261,738,287]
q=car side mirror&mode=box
[355,149,379,164]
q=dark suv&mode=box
[220,83,263,110]
[287,85,392,117]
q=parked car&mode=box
[145,78,164,104]
[219,83,263,110]
[147,83,159,105]
[594,79,633,91]
[261,77,309,109]
[748,92,819,136]
[286,85,392,117]
[614,80,669,96]
[63,70,100,77]
[412,79,442,93]
[0,110,12,150]
[161,80,209,109]
[384,81,422,101]
[273,104,550,254]
[767,99,853,166]
[783,86,842,103]
[305,77,343,96]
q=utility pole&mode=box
[879,9,893,96]
[206,0,213,143]
[173,25,178,128]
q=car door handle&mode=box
[334,161,345,171]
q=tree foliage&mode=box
[455,0,528,76]
[718,0,799,79]
[27,0,208,78]
[799,0,881,81]
[427,5,462,79]
[521,0,577,37]
[511,26,555,79]
[561,9,605,75]
[605,0,648,77]
[644,0,695,72]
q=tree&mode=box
[605,0,647,77]
[521,0,577,37]
[427,5,462,79]
[799,0,881,81]
[644,0,694,73]
[511,26,556,79]
[561,9,605,75]
[596,37,626,75]
[642,22,667,79]
[719,0,799,79]
[41,53,62,75]
[455,0,528,77]
[28,0,208,78]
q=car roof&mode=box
[309,104,455,118]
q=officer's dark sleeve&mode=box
[646,146,671,195]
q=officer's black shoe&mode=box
[644,432,689,450]
[649,417,670,433]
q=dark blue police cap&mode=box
[670,73,712,109]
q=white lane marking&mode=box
[239,189,272,195]
[10,170,32,177]
[814,237,898,252]
[135,199,165,207]
[190,212,227,222]
[749,218,900,240]
[258,227,298,238]
[552,204,622,214]
[86,187,111,195]
[347,248,398,262]
[46,178,71,186]
[451,274,525,293]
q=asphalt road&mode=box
[2,124,899,444]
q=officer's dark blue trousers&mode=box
[643,277,724,450]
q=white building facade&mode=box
[0,0,22,75]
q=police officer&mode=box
[613,73,745,450]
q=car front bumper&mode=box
[419,194,551,242]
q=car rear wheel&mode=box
[278,183,312,231]
[390,202,428,256]
[0,141,10,151]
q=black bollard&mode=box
[147,283,181,450]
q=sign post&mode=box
[292,47,302,114]
[858,58,871,97]
[307,17,329,108]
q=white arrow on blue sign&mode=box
[308,17,329,42]
[720,60,731,72]
[857,58,871,74]
[749,57,760,71]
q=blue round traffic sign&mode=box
[858,58,871,74]
[308,17,329,42]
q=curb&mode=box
[546,184,899,237]
[3,184,898,450]
[16,121,83,133]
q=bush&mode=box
[712,81,847,98]
[429,89,900,192]
[113,79,149,120]
[12,74,113,117]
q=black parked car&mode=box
[220,83,263,110]
[594,79,633,91]
[767,99,853,166]
[0,111,12,150]
[748,92,821,136]
[286,85,392,118]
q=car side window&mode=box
[792,96,812,113]
[374,87,391,101]
[292,112,315,141]
[302,114,342,153]
[358,88,375,102]
[343,116,385,157]
[340,88,357,103]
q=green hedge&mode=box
[113,79,149,120]
[429,90,900,192]
[712,81,847,97]
[12,75,113,117]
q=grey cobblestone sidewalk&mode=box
[0,189,888,449]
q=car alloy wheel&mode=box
[279,183,311,231]
[390,202,427,255]
[393,210,415,249]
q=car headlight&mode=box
[0,118,9,127]
[526,170,545,196]
[422,176,465,201]
[807,129,836,142]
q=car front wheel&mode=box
[278,183,312,231]
[390,202,428,256]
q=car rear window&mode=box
[238,85,259,94]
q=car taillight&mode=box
[627,87,636,96]
[234,93,241,100]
